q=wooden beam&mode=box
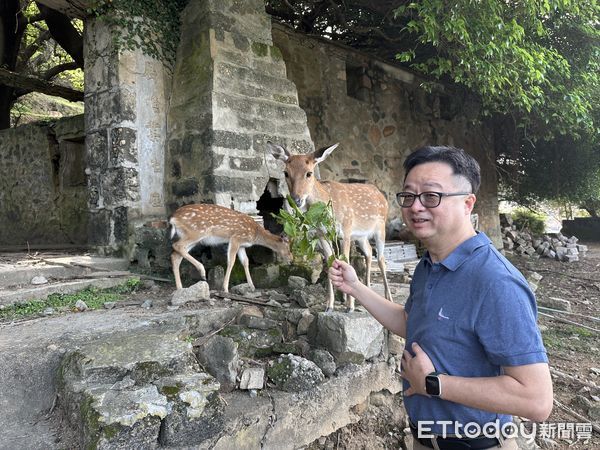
[0,67,83,102]
[34,0,91,19]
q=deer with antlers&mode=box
[268,141,392,312]
[169,204,292,292]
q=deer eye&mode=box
[306,172,313,178]
[284,171,289,178]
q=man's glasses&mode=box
[396,191,471,208]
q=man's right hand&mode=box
[328,259,361,296]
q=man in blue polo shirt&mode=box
[329,145,552,450]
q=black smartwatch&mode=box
[425,371,446,397]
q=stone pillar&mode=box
[166,0,314,214]
[84,17,169,255]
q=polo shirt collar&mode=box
[423,232,492,271]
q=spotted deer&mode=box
[169,204,292,292]
[267,141,392,312]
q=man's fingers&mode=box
[402,349,412,362]
[403,386,414,397]
[412,342,423,354]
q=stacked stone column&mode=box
[166,0,314,214]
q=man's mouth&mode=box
[411,218,429,223]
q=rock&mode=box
[288,276,309,289]
[75,300,88,311]
[171,281,210,306]
[103,302,116,309]
[266,290,288,302]
[236,306,264,326]
[238,315,279,330]
[388,334,405,355]
[167,305,180,311]
[267,354,325,392]
[207,266,225,290]
[141,300,153,309]
[156,372,224,446]
[297,313,315,335]
[309,349,336,377]
[538,297,572,312]
[230,283,256,296]
[195,335,239,393]
[219,325,283,358]
[292,284,326,308]
[239,367,265,390]
[31,276,48,285]
[308,311,385,364]
[43,307,55,316]
[250,263,282,289]
[265,299,282,308]
[590,367,600,376]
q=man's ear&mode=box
[314,143,339,164]
[465,194,477,215]
[267,141,290,162]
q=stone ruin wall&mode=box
[0,115,87,247]
[272,24,502,246]
[0,0,502,254]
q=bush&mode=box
[512,209,546,235]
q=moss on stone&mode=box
[251,42,269,57]
[270,45,283,61]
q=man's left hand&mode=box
[400,342,436,396]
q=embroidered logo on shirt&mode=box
[437,307,450,321]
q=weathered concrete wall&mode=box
[0,116,87,247]
[84,16,170,255]
[166,0,314,215]
[272,25,502,246]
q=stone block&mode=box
[308,311,385,364]
[195,335,239,392]
[538,296,572,312]
[238,315,280,330]
[297,313,315,335]
[309,349,336,377]
[239,367,265,390]
[156,373,224,446]
[171,281,210,306]
[267,354,324,392]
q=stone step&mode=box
[0,255,128,288]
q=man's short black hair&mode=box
[403,146,481,194]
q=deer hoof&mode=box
[325,306,334,313]
[345,306,355,313]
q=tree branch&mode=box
[41,60,78,79]
[0,66,83,101]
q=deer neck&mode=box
[255,227,278,250]
[309,179,332,205]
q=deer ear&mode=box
[314,143,339,164]
[267,141,290,162]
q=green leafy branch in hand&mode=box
[272,195,346,267]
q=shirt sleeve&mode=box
[474,276,548,367]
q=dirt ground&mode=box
[309,241,600,450]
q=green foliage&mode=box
[512,209,546,235]
[498,133,600,216]
[272,196,344,266]
[89,0,190,67]
[0,277,140,322]
[394,0,599,141]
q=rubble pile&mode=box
[500,214,588,263]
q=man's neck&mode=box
[425,227,477,263]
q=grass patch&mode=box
[542,324,598,353]
[0,278,140,322]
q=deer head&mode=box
[267,141,339,209]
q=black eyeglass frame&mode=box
[396,191,472,208]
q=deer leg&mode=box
[237,247,255,291]
[172,244,207,284]
[319,236,335,313]
[375,230,393,301]
[223,239,241,293]
[171,251,184,289]
[342,237,354,313]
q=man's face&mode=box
[401,161,475,244]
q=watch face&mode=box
[425,375,441,396]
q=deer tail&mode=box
[168,217,180,242]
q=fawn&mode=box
[169,204,292,292]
